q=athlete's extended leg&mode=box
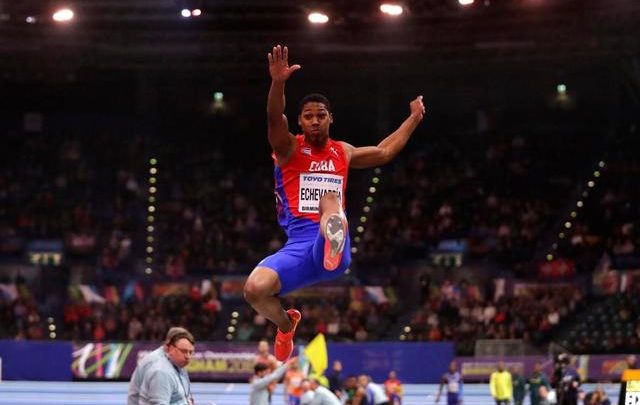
[319,192,348,271]
[244,266,301,361]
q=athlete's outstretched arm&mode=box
[342,96,425,169]
[267,45,300,162]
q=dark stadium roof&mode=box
[0,0,638,76]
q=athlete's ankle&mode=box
[278,313,293,333]
[279,320,293,333]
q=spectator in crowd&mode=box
[490,362,513,405]
[327,360,344,397]
[512,368,526,405]
[283,359,305,405]
[384,371,403,405]
[255,339,279,368]
[342,375,360,405]
[538,386,552,405]
[306,377,342,405]
[528,362,550,405]
[250,357,298,405]
[559,357,580,405]
[436,361,463,405]
[128,327,195,405]
[358,375,390,405]
[255,339,279,396]
[300,379,315,405]
[625,354,637,370]
[584,385,611,405]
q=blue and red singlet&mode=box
[259,135,351,294]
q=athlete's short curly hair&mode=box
[299,93,331,113]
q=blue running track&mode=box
[0,381,620,405]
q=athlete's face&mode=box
[299,102,332,147]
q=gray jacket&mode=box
[128,347,192,405]
[249,363,288,405]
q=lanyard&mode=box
[173,364,194,405]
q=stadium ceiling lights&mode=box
[181,8,203,18]
[380,3,404,16]
[459,0,474,5]
[308,11,329,24]
[52,8,74,23]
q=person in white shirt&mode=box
[304,377,341,405]
[358,375,390,405]
[300,379,315,405]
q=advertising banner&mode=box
[72,342,256,381]
[71,341,455,383]
[457,354,636,382]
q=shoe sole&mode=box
[323,214,346,271]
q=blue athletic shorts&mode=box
[258,227,351,295]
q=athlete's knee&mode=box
[243,279,266,304]
[243,267,279,304]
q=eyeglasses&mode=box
[171,344,194,356]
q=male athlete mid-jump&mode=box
[243,45,426,361]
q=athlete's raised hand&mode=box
[268,45,301,82]
[409,95,426,121]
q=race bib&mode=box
[298,173,343,213]
[448,381,459,393]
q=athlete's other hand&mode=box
[268,45,301,82]
[409,95,426,121]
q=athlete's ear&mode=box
[298,114,301,127]
[330,113,334,124]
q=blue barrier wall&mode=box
[328,342,455,383]
[0,340,73,381]
[0,340,452,382]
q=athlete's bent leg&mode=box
[244,266,301,361]
[244,266,292,331]
[319,192,348,270]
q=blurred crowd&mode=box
[1,122,638,354]
[60,284,223,342]
[154,143,282,277]
[405,279,585,353]
[359,131,586,273]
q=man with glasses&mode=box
[128,327,195,405]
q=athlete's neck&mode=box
[304,134,329,148]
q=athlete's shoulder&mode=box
[333,140,354,164]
